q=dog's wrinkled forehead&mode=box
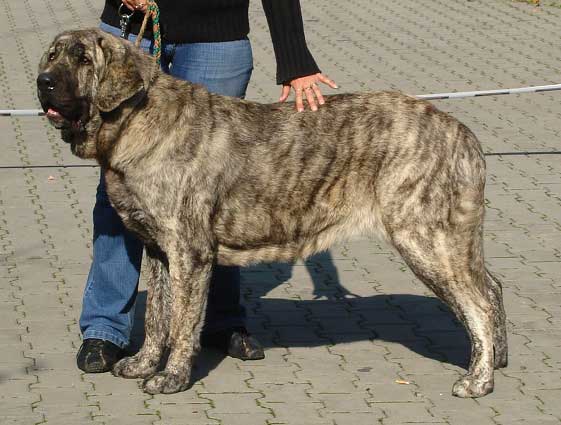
[59,33,90,52]
[42,31,106,70]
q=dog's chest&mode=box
[103,169,163,245]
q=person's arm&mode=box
[261,0,337,112]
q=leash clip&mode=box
[118,3,135,39]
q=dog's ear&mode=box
[96,35,145,112]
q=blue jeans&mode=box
[80,23,254,348]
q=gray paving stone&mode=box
[327,412,385,425]
[260,401,323,424]
[154,417,217,425]
[377,402,438,424]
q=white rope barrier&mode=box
[415,83,561,100]
[2,83,561,116]
[1,109,45,116]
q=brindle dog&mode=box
[37,29,508,397]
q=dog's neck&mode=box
[94,89,151,168]
[90,53,159,166]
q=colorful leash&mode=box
[118,1,161,65]
[135,0,162,65]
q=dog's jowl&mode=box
[38,29,508,397]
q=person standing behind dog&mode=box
[77,0,338,373]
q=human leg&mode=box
[78,170,144,371]
[166,39,253,98]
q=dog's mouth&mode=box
[46,106,68,125]
[42,101,85,132]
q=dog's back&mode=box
[210,91,486,266]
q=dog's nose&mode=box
[37,72,56,91]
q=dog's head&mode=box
[37,28,151,158]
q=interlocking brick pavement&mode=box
[1,0,561,424]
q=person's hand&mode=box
[122,0,147,13]
[279,73,338,112]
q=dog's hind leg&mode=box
[389,227,496,398]
[113,246,171,379]
[485,268,508,368]
[142,241,213,395]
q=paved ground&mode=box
[1,0,561,424]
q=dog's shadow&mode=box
[130,251,470,384]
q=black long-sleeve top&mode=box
[101,0,321,84]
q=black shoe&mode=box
[76,338,125,373]
[201,327,265,361]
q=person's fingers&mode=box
[122,0,138,11]
[311,83,325,105]
[304,86,318,111]
[281,74,334,111]
[123,0,146,12]
[295,88,304,112]
[279,85,291,102]
[317,74,338,89]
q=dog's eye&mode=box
[48,52,56,61]
[81,56,91,65]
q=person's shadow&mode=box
[130,250,470,384]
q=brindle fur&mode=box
[37,29,508,397]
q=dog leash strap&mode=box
[135,0,161,65]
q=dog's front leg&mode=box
[113,246,170,379]
[142,240,214,394]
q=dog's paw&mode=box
[452,374,494,398]
[112,355,157,379]
[142,371,190,394]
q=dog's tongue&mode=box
[46,108,63,120]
